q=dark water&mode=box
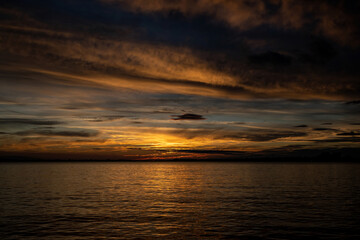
[0,163,359,239]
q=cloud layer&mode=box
[1,0,359,101]
[0,0,359,160]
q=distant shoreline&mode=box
[1,158,359,163]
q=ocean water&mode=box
[0,162,359,239]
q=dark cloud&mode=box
[172,114,205,120]
[299,38,337,65]
[83,115,126,122]
[15,129,99,137]
[1,0,359,101]
[104,0,360,46]
[264,144,310,153]
[170,128,307,142]
[321,123,332,125]
[346,100,360,105]
[312,137,360,143]
[222,131,307,142]
[294,125,308,128]
[313,128,337,131]
[248,51,292,66]
[0,118,63,126]
[337,131,360,136]
[177,149,246,155]
[310,39,337,59]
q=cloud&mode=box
[81,115,126,122]
[177,149,246,155]
[171,113,206,120]
[294,124,308,128]
[337,131,360,136]
[299,38,337,65]
[3,47,358,102]
[264,144,310,153]
[0,118,63,126]
[313,128,337,131]
[346,100,360,105]
[168,127,307,142]
[221,131,307,142]
[248,51,292,66]
[0,1,359,160]
[102,0,359,46]
[15,129,99,137]
[1,1,359,102]
[312,137,360,143]
[321,123,332,125]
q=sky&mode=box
[0,0,359,160]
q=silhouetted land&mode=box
[1,156,359,163]
[1,148,359,162]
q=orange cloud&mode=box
[102,0,358,46]
[0,8,358,101]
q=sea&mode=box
[0,162,359,239]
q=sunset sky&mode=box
[0,0,359,160]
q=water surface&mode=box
[1,162,359,239]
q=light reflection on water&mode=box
[0,162,359,239]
